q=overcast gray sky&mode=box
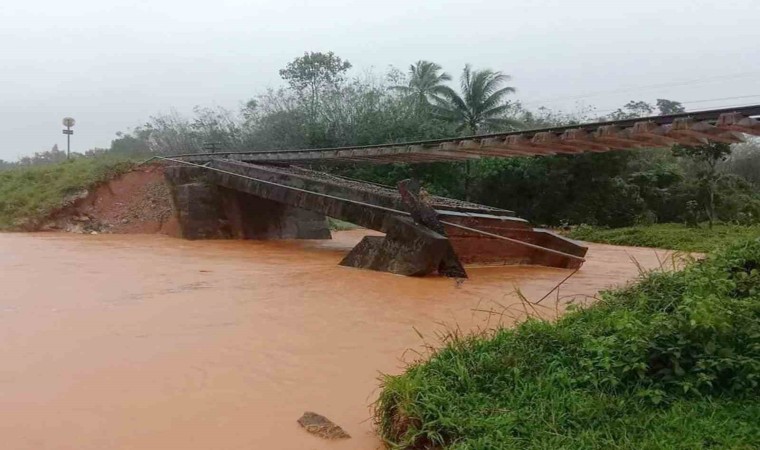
[2,0,759,160]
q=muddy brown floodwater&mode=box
[0,230,677,450]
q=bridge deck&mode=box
[171,106,760,165]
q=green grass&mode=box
[567,223,760,252]
[0,156,135,230]
[328,217,360,231]
[375,238,760,449]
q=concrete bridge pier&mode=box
[166,168,330,240]
[340,215,465,277]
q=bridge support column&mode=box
[173,182,228,239]
[219,188,330,240]
[340,216,466,277]
[165,167,330,241]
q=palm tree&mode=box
[393,61,452,112]
[433,64,517,135]
[433,65,518,199]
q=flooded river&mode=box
[0,230,674,449]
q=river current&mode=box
[0,231,671,449]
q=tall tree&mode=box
[656,98,686,115]
[393,60,451,113]
[433,64,517,135]
[279,51,352,118]
[432,64,518,199]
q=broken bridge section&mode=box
[164,159,587,277]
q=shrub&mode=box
[567,223,760,252]
[375,238,760,449]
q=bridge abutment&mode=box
[165,168,330,241]
[219,188,330,240]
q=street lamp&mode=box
[62,117,75,159]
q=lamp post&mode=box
[62,117,75,159]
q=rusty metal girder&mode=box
[171,105,760,165]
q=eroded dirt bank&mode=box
[44,165,179,235]
[0,231,676,449]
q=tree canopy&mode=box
[12,51,755,228]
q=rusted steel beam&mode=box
[629,121,681,146]
[559,129,611,152]
[716,112,760,136]
[530,132,585,153]
[479,137,539,156]
[504,135,559,155]
[666,118,710,146]
[593,125,648,149]
[668,118,744,144]
[169,105,760,165]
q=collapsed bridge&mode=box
[160,106,760,277]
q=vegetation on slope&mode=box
[375,238,760,449]
[568,223,760,253]
[0,156,134,230]
[5,52,759,229]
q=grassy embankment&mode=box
[376,238,760,449]
[0,157,134,230]
[566,223,760,252]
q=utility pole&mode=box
[62,117,75,159]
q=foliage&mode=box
[427,64,519,200]
[10,52,753,229]
[471,151,648,226]
[724,138,760,187]
[0,144,69,169]
[656,98,686,115]
[432,64,518,135]
[672,142,733,227]
[375,238,760,449]
[392,60,452,113]
[278,51,352,123]
[568,223,760,252]
[608,99,685,120]
[608,100,656,120]
[0,156,134,229]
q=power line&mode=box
[592,97,760,115]
[592,94,760,114]
[680,94,760,105]
[591,99,760,114]
[520,70,760,106]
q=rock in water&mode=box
[297,411,350,440]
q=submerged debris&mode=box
[297,411,350,440]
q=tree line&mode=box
[4,51,760,227]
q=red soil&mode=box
[48,165,180,236]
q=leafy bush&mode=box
[568,223,760,252]
[376,238,760,449]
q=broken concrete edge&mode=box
[340,215,467,278]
